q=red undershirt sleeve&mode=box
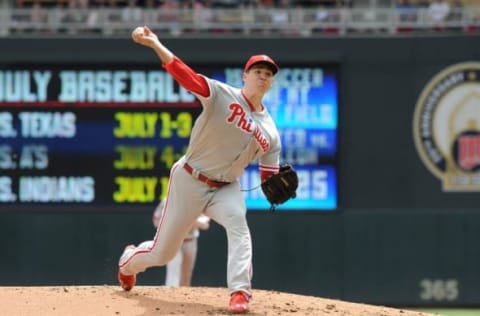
[260,171,275,182]
[163,56,210,98]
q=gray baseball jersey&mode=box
[187,77,281,180]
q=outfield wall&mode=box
[1,34,480,307]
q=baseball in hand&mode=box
[132,26,145,37]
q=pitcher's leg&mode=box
[118,163,208,277]
[206,183,252,295]
[118,216,190,276]
[224,215,252,294]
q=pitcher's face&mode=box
[243,65,274,94]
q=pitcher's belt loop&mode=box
[183,163,230,188]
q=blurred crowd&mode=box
[11,0,479,11]
[11,0,346,10]
[395,0,472,32]
[4,0,480,36]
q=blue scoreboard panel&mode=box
[0,64,338,211]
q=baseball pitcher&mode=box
[118,25,297,314]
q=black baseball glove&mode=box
[261,164,298,208]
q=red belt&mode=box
[183,163,230,188]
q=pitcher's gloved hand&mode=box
[261,164,298,209]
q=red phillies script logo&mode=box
[227,103,253,132]
[227,103,270,152]
[253,126,269,152]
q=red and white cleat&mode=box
[118,245,137,291]
[117,270,136,291]
[229,291,251,314]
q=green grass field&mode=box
[410,308,480,316]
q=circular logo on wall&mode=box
[413,62,480,191]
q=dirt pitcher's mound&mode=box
[2,286,437,316]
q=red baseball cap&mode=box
[244,54,279,75]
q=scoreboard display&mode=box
[0,64,338,211]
